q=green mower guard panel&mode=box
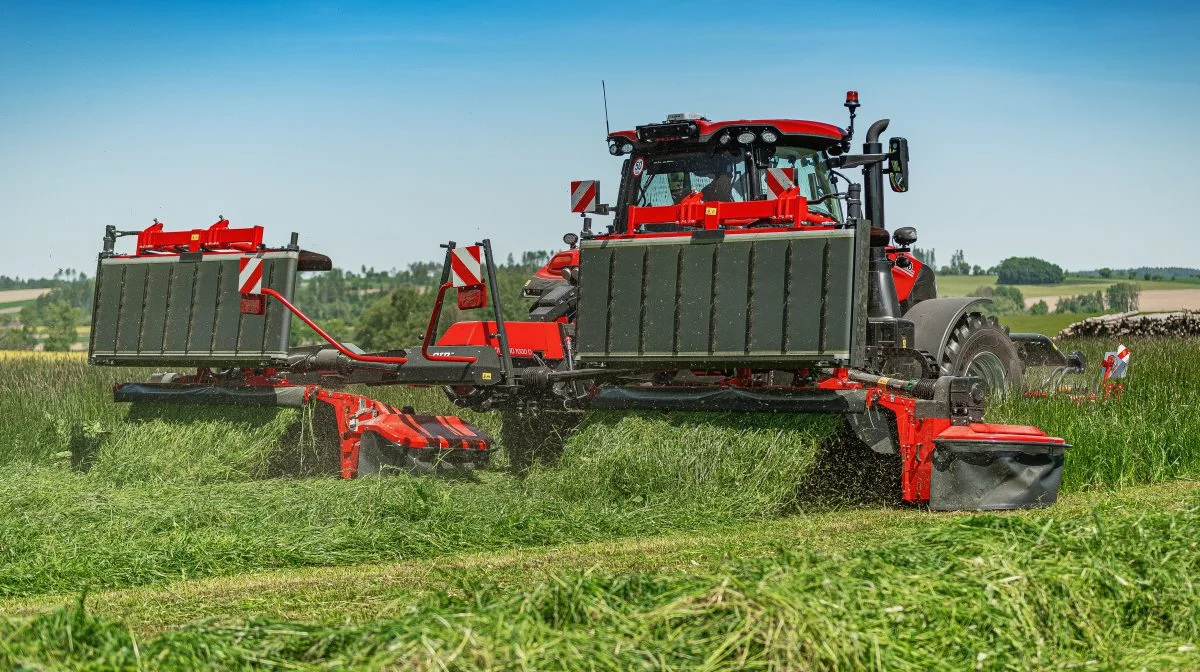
[575,229,861,368]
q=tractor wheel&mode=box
[940,312,1024,395]
[499,409,577,473]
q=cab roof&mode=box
[608,118,845,149]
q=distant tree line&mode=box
[1090,267,1200,281]
[0,275,65,290]
[1049,283,1140,314]
[911,248,988,277]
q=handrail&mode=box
[260,288,408,365]
[422,282,478,363]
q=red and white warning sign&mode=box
[765,167,796,197]
[570,180,599,213]
[239,254,264,294]
[1102,344,1132,381]
[450,245,483,287]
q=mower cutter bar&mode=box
[114,383,313,407]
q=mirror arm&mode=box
[828,153,888,169]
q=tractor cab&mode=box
[606,115,847,231]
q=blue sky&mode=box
[1,1,1197,278]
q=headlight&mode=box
[761,130,778,143]
[608,141,621,156]
[718,133,731,145]
[622,143,634,155]
[737,131,756,144]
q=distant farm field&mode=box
[0,289,52,304]
[0,288,51,315]
[998,311,1105,335]
[0,339,1198,669]
[936,273,1200,310]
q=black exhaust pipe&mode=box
[862,118,901,319]
[863,118,890,232]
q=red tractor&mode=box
[89,92,1103,510]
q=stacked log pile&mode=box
[1059,311,1200,339]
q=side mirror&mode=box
[887,137,910,193]
[456,284,487,310]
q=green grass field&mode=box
[0,340,1198,669]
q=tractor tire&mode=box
[500,409,578,473]
[940,312,1024,396]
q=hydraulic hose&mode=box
[823,367,937,400]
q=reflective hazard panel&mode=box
[239,254,266,315]
[1108,344,1131,379]
[570,180,599,213]
[765,167,796,197]
[239,254,263,294]
[450,245,483,287]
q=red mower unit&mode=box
[88,93,1120,510]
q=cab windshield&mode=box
[630,145,842,220]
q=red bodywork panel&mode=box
[935,423,1065,445]
[887,250,924,304]
[623,190,834,234]
[438,321,566,360]
[318,388,490,478]
[534,250,579,281]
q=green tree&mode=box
[40,301,82,351]
[995,257,1064,285]
[940,249,971,276]
[1097,267,1113,279]
[1029,300,1049,315]
[1054,291,1105,314]
[1105,283,1140,312]
[0,326,34,350]
[354,287,430,352]
[969,285,1025,315]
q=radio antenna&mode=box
[602,80,611,136]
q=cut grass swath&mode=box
[2,490,1197,670]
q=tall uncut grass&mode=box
[0,339,1197,599]
[991,338,1200,489]
[4,494,1197,670]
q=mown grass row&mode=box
[4,491,1197,670]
